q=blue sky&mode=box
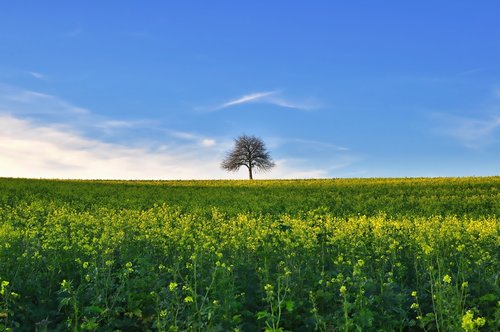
[1,1,499,179]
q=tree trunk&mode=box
[249,164,253,180]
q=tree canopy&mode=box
[221,135,275,179]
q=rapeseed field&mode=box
[0,177,498,331]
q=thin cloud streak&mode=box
[265,137,358,178]
[94,119,157,131]
[0,84,89,115]
[221,91,277,108]
[433,113,500,148]
[168,130,217,148]
[28,71,45,80]
[494,87,500,99]
[265,97,319,111]
[213,90,318,111]
[0,84,159,137]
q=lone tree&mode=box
[221,135,275,179]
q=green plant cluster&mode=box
[0,177,498,331]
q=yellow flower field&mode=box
[0,177,498,331]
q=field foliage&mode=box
[0,177,499,331]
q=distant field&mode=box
[0,177,498,331]
[1,177,499,217]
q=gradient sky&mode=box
[1,1,499,179]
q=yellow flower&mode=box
[60,279,70,290]
[184,296,194,303]
[168,282,177,292]
[461,310,486,331]
[443,274,452,284]
[0,281,9,296]
[340,285,347,296]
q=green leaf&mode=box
[479,293,496,303]
[85,305,104,314]
[356,308,374,328]
[256,311,269,320]
[59,297,71,308]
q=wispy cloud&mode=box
[0,84,340,180]
[213,90,318,111]
[265,137,358,178]
[28,71,45,80]
[0,114,225,179]
[201,139,216,147]
[0,84,158,137]
[0,84,89,116]
[221,91,277,108]
[494,87,500,99]
[0,114,335,180]
[265,159,331,178]
[168,130,217,148]
[262,156,359,179]
[97,120,138,129]
[433,113,500,148]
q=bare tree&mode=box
[221,135,275,179]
